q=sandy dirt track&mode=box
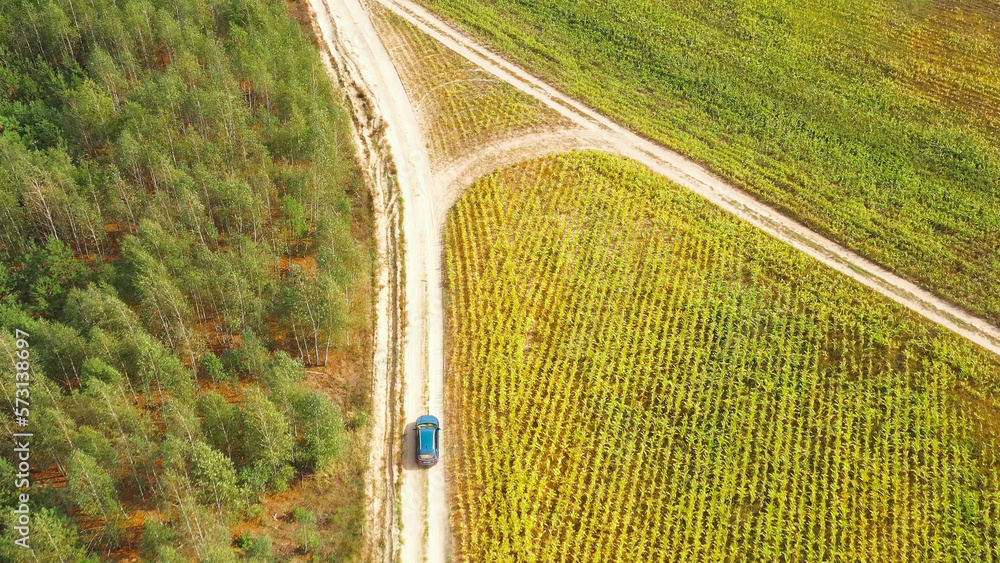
[309,0,1000,561]
[310,0,451,563]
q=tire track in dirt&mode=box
[305,1,404,560]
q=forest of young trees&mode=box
[0,0,371,559]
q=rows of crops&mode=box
[421,0,1000,325]
[370,4,568,168]
[444,152,1000,562]
[898,0,1000,131]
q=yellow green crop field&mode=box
[423,0,1000,324]
[444,152,1000,562]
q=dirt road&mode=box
[309,0,449,561]
[309,0,1000,561]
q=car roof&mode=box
[418,426,437,452]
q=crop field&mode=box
[422,0,1000,325]
[370,4,568,167]
[444,152,1000,562]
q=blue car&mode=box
[414,415,440,467]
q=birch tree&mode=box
[67,450,126,539]
[238,388,293,492]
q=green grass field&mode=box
[422,0,1000,324]
[445,152,1000,562]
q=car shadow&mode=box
[403,422,419,471]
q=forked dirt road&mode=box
[309,0,1000,561]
